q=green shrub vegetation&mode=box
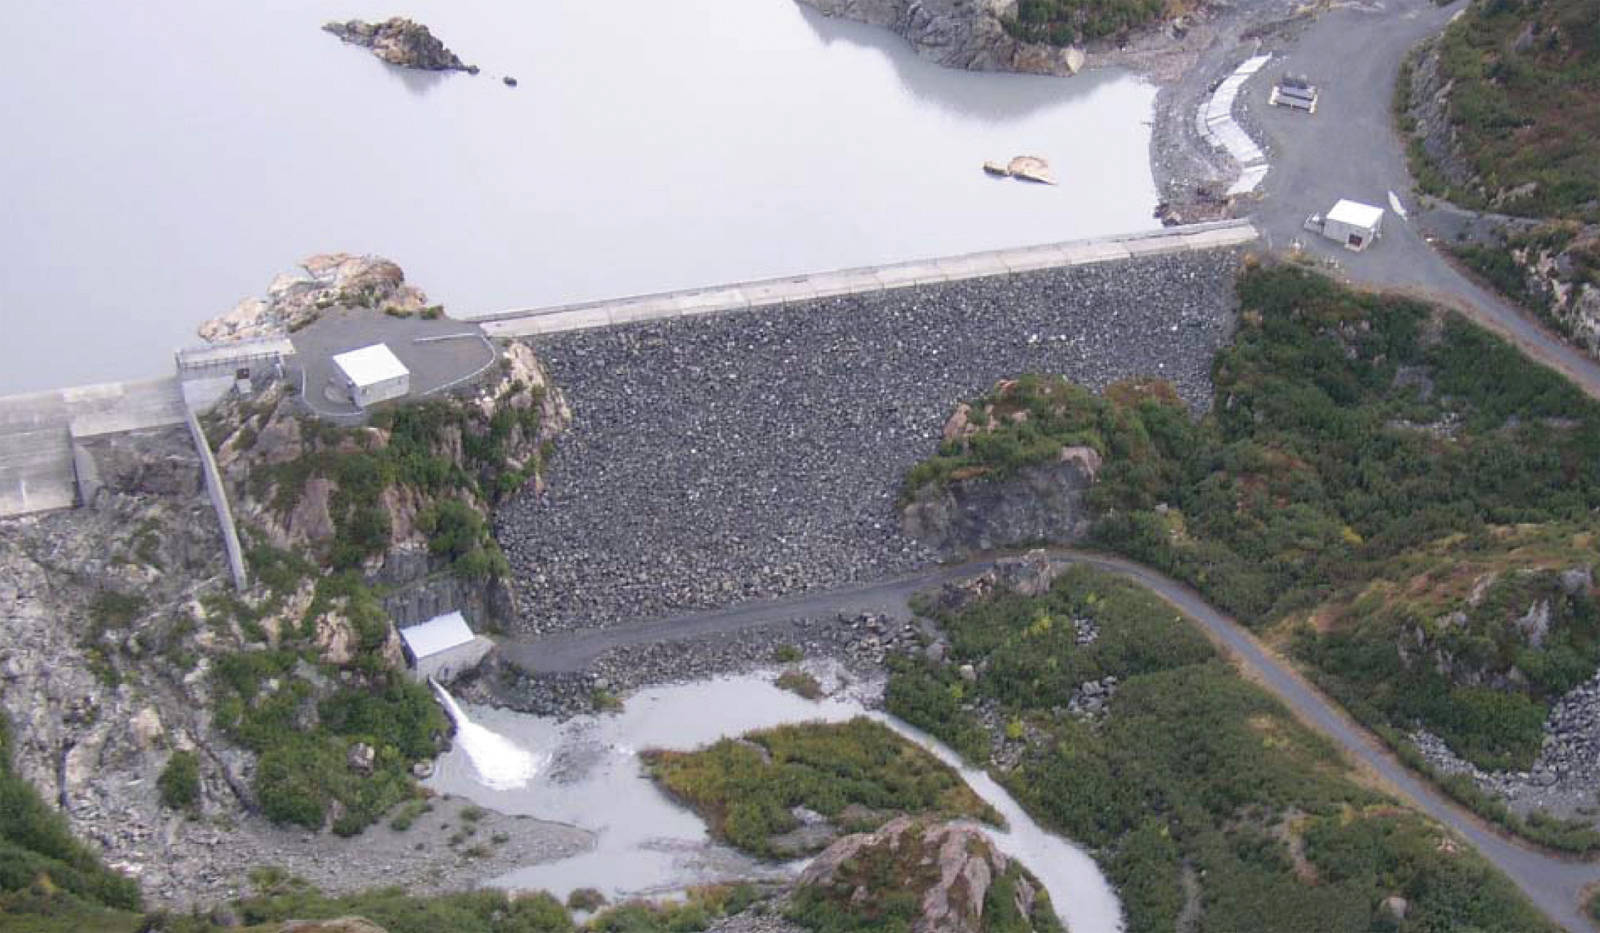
[643,718,998,858]
[157,750,201,811]
[246,392,539,573]
[0,714,141,926]
[211,645,445,835]
[907,264,1600,784]
[888,566,1559,933]
[1402,0,1600,221]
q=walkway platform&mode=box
[476,220,1259,338]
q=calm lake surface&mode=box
[1,0,1156,394]
[428,672,1125,932]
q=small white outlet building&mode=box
[332,343,410,408]
[398,611,492,683]
[1318,199,1385,252]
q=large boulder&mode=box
[796,816,1056,933]
[902,446,1100,557]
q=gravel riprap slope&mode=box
[497,250,1243,633]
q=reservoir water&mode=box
[427,672,1125,932]
[1,0,1157,394]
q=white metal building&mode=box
[398,611,492,682]
[332,343,410,408]
[1320,199,1384,252]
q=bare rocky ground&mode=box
[0,428,590,910]
[495,250,1242,635]
[1411,669,1600,826]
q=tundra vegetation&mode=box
[887,566,1560,933]
[1395,0,1600,354]
[1401,0,1599,221]
[642,718,998,858]
[904,263,1600,850]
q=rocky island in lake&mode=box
[322,17,476,73]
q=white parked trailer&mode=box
[332,343,410,408]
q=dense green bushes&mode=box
[1401,0,1600,220]
[209,644,445,835]
[643,718,996,858]
[908,263,1600,772]
[0,715,141,920]
[888,566,1558,933]
[157,751,200,811]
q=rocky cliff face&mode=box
[212,339,566,630]
[797,816,1057,933]
[902,446,1100,556]
[322,18,473,72]
[797,0,1085,76]
[198,253,430,343]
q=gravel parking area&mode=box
[495,250,1243,634]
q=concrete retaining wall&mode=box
[182,404,248,591]
[476,220,1259,339]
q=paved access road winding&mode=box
[501,549,1600,931]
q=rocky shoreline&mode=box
[323,18,476,73]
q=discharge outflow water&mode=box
[425,671,1125,933]
[431,682,540,790]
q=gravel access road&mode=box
[1241,0,1600,399]
[502,549,1600,932]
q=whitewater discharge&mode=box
[431,682,540,790]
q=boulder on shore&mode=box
[322,18,472,72]
[197,253,428,342]
[797,816,1058,933]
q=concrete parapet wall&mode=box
[475,221,1259,339]
[182,404,248,591]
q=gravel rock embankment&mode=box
[1412,669,1600,825]
[496,251,1243,634]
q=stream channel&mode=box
[428,668,1125,932]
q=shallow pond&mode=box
[3,0,1156,393]
[428,671,1124,932]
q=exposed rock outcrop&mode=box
[322,18,473,72]
[798,0,1084,76]
[797,816,1056,933]
[198,253,429,342]
[901,446,1100,556]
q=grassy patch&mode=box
[890,566,1559,933]
[643,718,998,858]
[775,669,824,700]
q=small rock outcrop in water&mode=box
[797,0,1084,76]
[797,816,1059,932]
[197,253,428,342]
[322,17,473,72]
